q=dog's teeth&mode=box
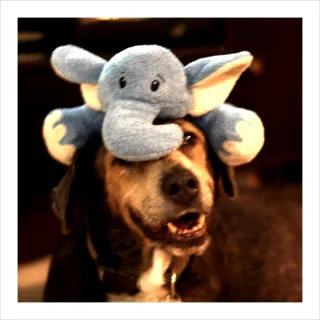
[167,222,178,234]
[193,225,200,231]
[168,215,206,236]
[198,214,206,227]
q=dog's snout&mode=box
[162,166,199,205]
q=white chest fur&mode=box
[107,248,174,302]
[138,248,172,292]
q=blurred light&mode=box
[250,57,264,76]
[18,53,46,64]
[18,32,44,43]
[80,18,149,24]
[170,23,187,38]
[246,173,262,188]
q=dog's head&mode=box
[52,118,237,256]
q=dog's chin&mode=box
[164,237,211,256]
[130,209,212,255]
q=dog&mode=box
[43,118,302,302]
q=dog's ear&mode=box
[215,163,238,200]
[51,137,102,233]
[51,163,76,233]
[208,147,238,200]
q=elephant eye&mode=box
[151,79,160,92]
[119,77,127,89]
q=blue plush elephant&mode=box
[43,44,264,166]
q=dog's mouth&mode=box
[166,212,206,239]
[130,209,208,244]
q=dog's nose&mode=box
[162,167,199,205]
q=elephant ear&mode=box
[185,51,253,117]
[51,45,106,110]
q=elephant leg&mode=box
[43,109,76,165]
[43,105,104,165]
[218,110,265,166]
[192,103,264,166]
[102,102,183,161]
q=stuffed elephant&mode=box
[43,44,264,166]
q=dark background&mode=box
[18,18,302,265]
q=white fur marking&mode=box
[138,248,171,293]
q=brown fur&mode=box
[43,119,302,302]
[97,120,215,248]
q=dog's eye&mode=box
[112,157,133,166]
[183,132,197,146]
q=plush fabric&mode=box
[51,45,106,84]
[192,104,265,166]
[43,105,104,165]
[185,51,251,85]
[43,44,264,166]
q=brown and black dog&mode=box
[43,118,302,302]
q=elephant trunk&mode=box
[102,100,183,161]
